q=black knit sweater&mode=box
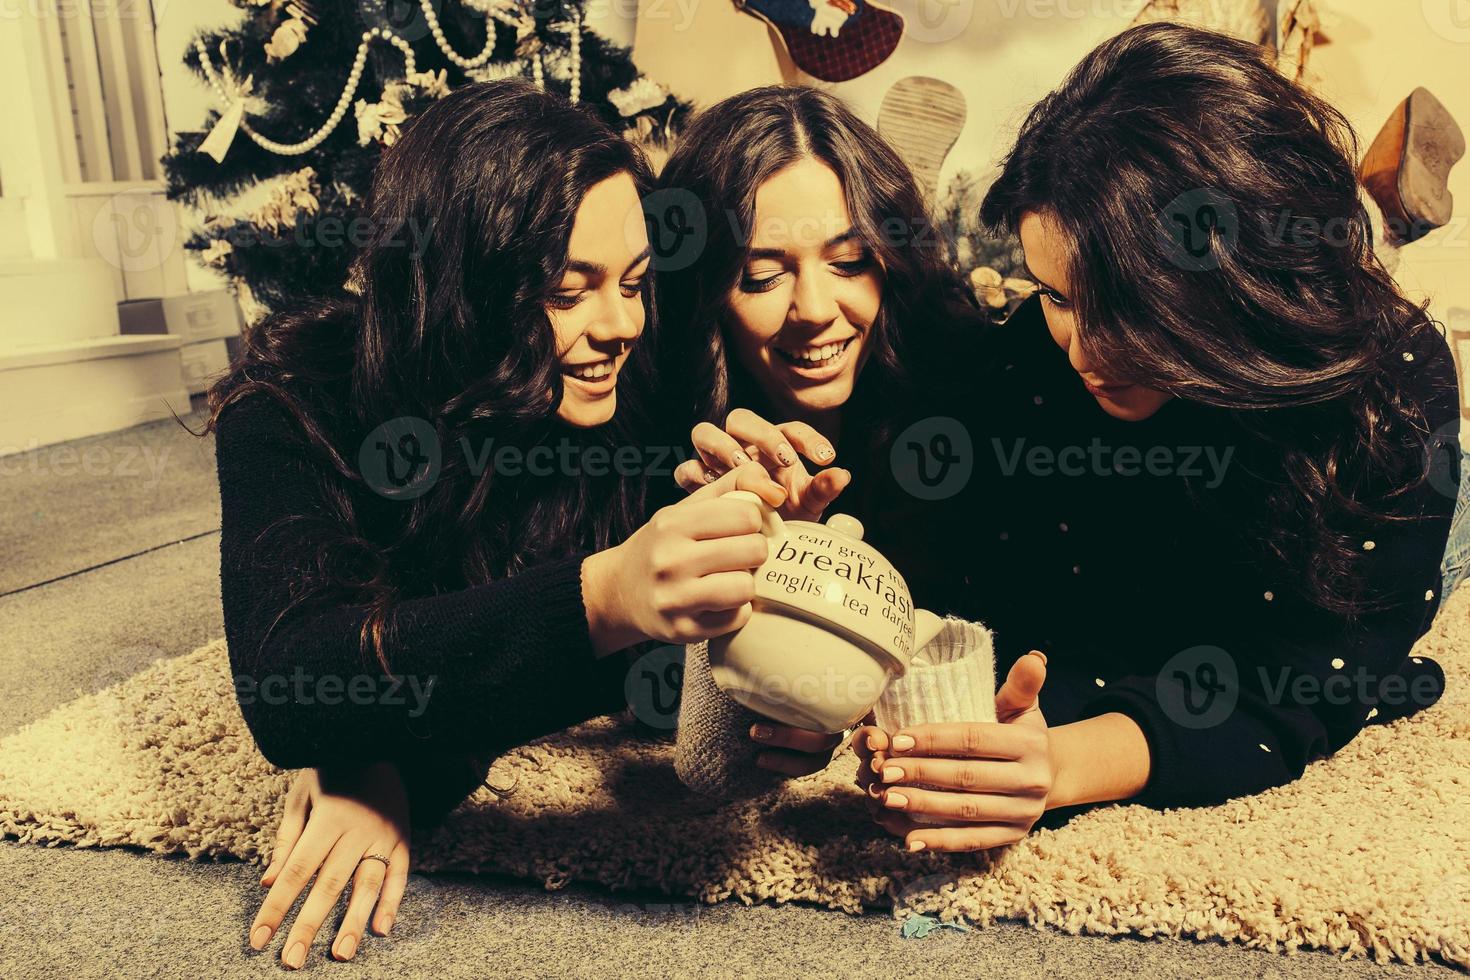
[214,392,649,830]
[948,295,1460,812]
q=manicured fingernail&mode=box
[908,840,927,853]
[777,444,795,465]
[750,724,773,741]
[285,942,306,969]
[891,734,915,751]
[815,444,834,461]
[882,766,904,783]
[870,757,884,774]
[336,935,358,960]
[884,792,909,809]
[868,781,885,798]
[1030,650,1048,665]
[732,451,751,466]
[250,925,273,950]
[866,735,881,752]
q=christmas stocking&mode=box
[735,0,904,82]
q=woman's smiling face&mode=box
[547,171,650,428]
[723,157,883,420]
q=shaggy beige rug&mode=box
[2,587,1468,969]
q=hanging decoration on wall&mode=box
[876,75,966,203]
[1129,0,1323,84]
[733,0,904,82]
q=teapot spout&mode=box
[912,609,946,660]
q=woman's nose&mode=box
[1062,330,1099,376]
[587,292,643,345]
[789,269,840,327]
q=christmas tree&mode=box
[163,0,689,320]
[934,170,1036,322]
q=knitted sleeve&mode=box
[1071,339,1461,810]
[215,391,631,775]
[1070,595,1449,809]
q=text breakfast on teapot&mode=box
[761,529,918,656]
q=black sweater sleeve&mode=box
[215,392,631,790]
[1069,335,1459,809]
[1070,551,1450,809]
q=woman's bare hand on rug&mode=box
[860,652,1061,853]
[249,761,411,968]
[675,409,850,522]
[748,721,844,776]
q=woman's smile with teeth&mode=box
[567,360,614,380]
[775,337,855,365]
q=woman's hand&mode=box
[749,721,844,776]
[852,652,1056,853]
[583,462,788,653]
[248,761,412,969]
[673,408,851,522]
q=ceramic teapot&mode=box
[706,490,946,733]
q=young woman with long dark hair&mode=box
[653,84,1009,776]
[851,23,1466,852]
[205,79,790,966]
[658,84,989,599]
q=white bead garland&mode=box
[194,1,585,158]
[421,0,497,69]
[529,24,545,91]
[568,10,581,104]
[196,29,417,156]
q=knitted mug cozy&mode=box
[674,640,790,800]
[873,615,997,732]
[873,615,997,825]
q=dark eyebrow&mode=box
[564,246,652,280]
[623,246,652,276]
[746,228,863,261]
[565,259,606,277]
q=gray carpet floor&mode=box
[1,405,1462,978]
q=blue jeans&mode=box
[1443,447,1470,601]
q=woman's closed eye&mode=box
[549,279,644,309]
[740,268,786,293]
[739,251,875,293]
[1038,286,1071,309]
[830,250,875,276]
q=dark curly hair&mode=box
[980,22,1449,615]
[195,79,662,672]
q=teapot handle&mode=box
[721,489,785,544]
